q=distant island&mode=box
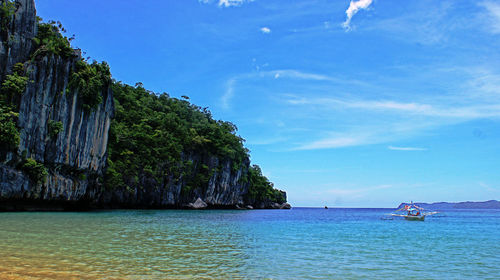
[398,200,500,209]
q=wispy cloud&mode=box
[287,94,500,150]
[342,0,373,31]
[260,27,271,34]
[295,135,368,150]
[199,0,253,8]
[272,70,333,81]
[388,146,427,151]
[480,1,500,33]
[221,78,236,109]
[285,97,500,119]
[221,70,344,109]
[366,1,457,45]
[478,182,500,193]
[220,64,500,151]
[293,126,432,151]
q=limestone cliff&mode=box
[0,0,288,210]
[0,0,114,209]
[0,0,35,78]
[98,154,251,209]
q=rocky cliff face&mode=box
[0,0,287,210]
[0,0,114,209]
[98,153,288,209]
[0,0,36,78]
[98,155,250,209]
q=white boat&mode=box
[390,202,437,221]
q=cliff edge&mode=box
[0,0,288,210]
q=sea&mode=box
[0,208,498,279]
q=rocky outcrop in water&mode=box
[188,198,208,209]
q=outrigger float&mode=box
[391,202,438,221]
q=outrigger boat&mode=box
[391,202,438,221]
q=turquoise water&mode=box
[0,208,499,279]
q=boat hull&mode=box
[404,215,425,221]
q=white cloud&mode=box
[295,136,367,150]
[220,65,500,151]
[342,0,373,31]
[286,93,500,150]
[478,182,500,193]
[221,78,236,109]
[388,146,427,151]
[260,27,271,34]
[199,0,253,8]
[292,127,431,151]
[285,97,500,119]
[221,70,339,109]
[480,1,500,33]
[271,70,333,81]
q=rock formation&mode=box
[0,0,288,210]
[0,0,114,209]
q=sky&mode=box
[35,0,500,207]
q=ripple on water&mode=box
[0,209,499,279]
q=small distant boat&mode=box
[324,206,328,209]
[390,202,438,221]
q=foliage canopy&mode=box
[21,158,48,184]
[0,104,19,149]
[69,60,111,111]
[1,63,28,103]
[247,165,286,204]
[0,0,15,32]
[106,83,248,190]
[106,82,284,203]
[32,20,74,59]
[47,120,63,138]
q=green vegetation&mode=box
[21,158,48,184]
[47,120,63,138]
[1,63,28,103]
[106,82,247,190]
[31,20,74,59]
[246,165,285,204]
[0,0,15,32]
[0,63,25,150]
[0,104,19,149]
[69,60,111,111]
[0,8,284,203]
[30,18,109,111]
[105,82,282,203]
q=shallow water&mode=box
[0,208,498,279]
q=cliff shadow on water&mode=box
[0,0,289,211]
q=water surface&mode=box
[0,208,498,279]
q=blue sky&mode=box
[36,0,500,207]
